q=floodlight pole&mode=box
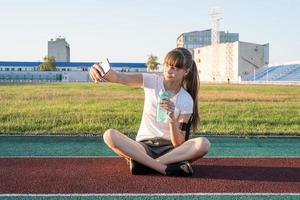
[209,7,223,82]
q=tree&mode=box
[39,56,56,71]
[146,54,160,72]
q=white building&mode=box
[194,41,269,83]
[48,38,70,62]
[0,61,147,82]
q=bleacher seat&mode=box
[244,64,300,82]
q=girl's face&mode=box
[163,64,187,83]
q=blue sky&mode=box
[0,0,299,64]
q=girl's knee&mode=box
[103,129,119,147]
[194,137,211,154]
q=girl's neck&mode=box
[163,79,181,94]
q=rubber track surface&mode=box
[0,158,299,193]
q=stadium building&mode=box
[0,61,146,82]
[178,28,300,83]
[177,29,239,51]
[194,41,269,83]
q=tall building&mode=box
[48,37,70,62]
[194,41,269,83]
[176,29,239,51]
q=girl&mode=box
[89,48,210,176]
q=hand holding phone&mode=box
[89,58,111,83]
[97,58,111,77]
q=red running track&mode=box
[0,158,299,194]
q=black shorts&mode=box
[138,137,174,159]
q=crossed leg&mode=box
[103,128,211,174]
[155,137,211,165]
[103,129,167,174]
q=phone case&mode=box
[99,58,111,76]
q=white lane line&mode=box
[0,193,299,197]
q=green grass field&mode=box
[0,82,299,136]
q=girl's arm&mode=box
[160,99,191,147]
[168,114,191,147]
[89,63,143,87]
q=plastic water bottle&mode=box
[156,90,169,123]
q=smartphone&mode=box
[99,58,111,76]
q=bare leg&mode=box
[156,137,211,165]
[103,129,167,174]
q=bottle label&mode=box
[156,90,169,123]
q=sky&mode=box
[0,0,299,64]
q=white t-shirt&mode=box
[136,73,194,141]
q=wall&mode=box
[238,41,269,78]
[194,41,268,83]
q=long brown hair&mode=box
[164,48,200,132]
